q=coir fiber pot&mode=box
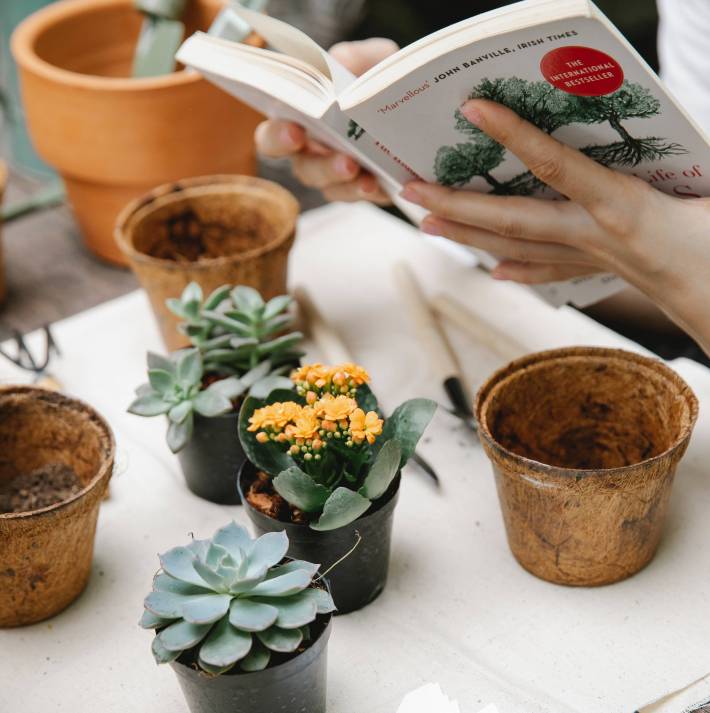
[12,0,264,264]
[475,347,699,587]
[171,612,332,713]
[115,175,299,350]
[177,411,245,505]
[0,386,115,626]
[238,461,400,614]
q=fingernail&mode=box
[334,154,356,177]
[280,124,299,147]
[420,216,441,235]
[400,183,424,205]
[461,100,484,126]
[359,176,377,195]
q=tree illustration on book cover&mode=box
[434,77,688,194]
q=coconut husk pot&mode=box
[475,347,698,587]
[115,175,299,350]
[11,0,264,265]
[0,162,7,304]
[0,386,115,626]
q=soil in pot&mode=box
[0,463,83,514]
[239,462,400,614]
[172,608,332,713]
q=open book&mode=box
[177,0,710,308]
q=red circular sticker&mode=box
[540,46,624,96]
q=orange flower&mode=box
[285,407,320,440]
[349,408,384,445]
[247,402,302,432]
[316,394,357,422]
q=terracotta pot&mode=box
[475,347,699,587]
[115,175,299,350]
[11,0,264,265]
[0,386,115,626]
[0,162,7,304]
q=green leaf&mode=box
[232,285,264,314]
[168,400,193,424]
[355,384,381,416]
[158,620,212,652]
[153,573,211,595]
[128,392,170,417]
[247,569,313,597]
[147,352,174,373]
[192,560,229,592]
[152,635,182,664]
[204,284,231,310]
[181,281,203,306]
[238,396,296,476]
[203,310,252,337]
[159,546,208,588]
[207,377,246,401]
[181,594,232,624]
[303,587,337,614]
[246,531,289,578]
[273,467,331,513]
[265,560,320,581]
[359,440,401,500]
[379,398,437,466]
[229,599,278,632]
[257,625,303,653]
[262,315,292,336]
[144,590,187,618]
[198,618,252,668]
[193,389,232,418]
[148,368,174,394]
[213,521,251,557]
[177,348,202,386]
[257,333,304,358]
[165,297,187,319]
[166,411,194,452]
[263,294,291,320]
[140,609,175,629]
[249,375,294,399]
[239,639,271,672]
[239,361,272,388]
[254,591,317,630]
[310,488,372,532]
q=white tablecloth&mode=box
[1,202,708,713]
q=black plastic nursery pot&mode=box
[171,615,333,713]
[176,412,244,505]
[238,461,400,615]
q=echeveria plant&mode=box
[239,363,436,531]
[141,521,335,675]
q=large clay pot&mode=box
[115,175,299,351]
[11,0,263,264]
[475,347,699,587]
[0,386,115,627]
[0,162,7,304]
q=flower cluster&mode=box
[247,392,383,460]
[291,362,370,400]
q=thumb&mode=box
[329,38,399,77]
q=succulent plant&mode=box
[166,282,303,389]
[128,348,251,452]
[140,521,335,675]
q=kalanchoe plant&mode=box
[167,282,303,389]
[140,521,336,675]
[239,363,437,531]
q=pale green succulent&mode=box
[166,282,303,387]
[140,522,335,675]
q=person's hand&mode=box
[254,38,397,205]
[400,99,710,355]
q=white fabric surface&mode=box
[0,202,708,713]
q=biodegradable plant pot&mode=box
[171,614,332,713]
[0,162,7,304]
[115,175,299,350]
[176,411,244,505]
[475,347,699,587]
[238,461,400,614]
[11,0,264,264]
[0,386,115,626]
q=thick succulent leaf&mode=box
[262,294,291,321]
[213,522,251,560]
[152,635,182,664]
[228,336,260,350]
[168,400,193,424]
[166,297,187,318]
[239,639,271,672]
[378,398,437,466]
[181,281,203,309]
[153,573,210,596]
[303,587,337,614]
[265,560,320,581]
[177,349,203,386]
[300,624,311,641]
[229,599,278,632]
[181,594,232,624]
[144,591,189,618]
[193,389,232,418]
[140,609,176,629]
[147,352,174,374]
[201,334,233,350]
[198,618,253,668]
[128,392,170,417]
[358,440,401,500]
[238,396,296,476]
[158,620,212,652]
[223,310,253,325]
[273,467,331,513]
[197,660,233,676]
[203,310,252,337]
[248,375,294,399]
[159,546,209,588]
[148,368,174,394]
[192,559,229,592]
[232,285,264,314]
[262,314,292,337]
[311,487,372,532]
[354,383,381,416]
[239,360,272,388]
[257,625,303,653]
[247,568,313,597]
[207,376,246,401]
[166,412,194,453]
[206,542,230,568]
[245,531,289,580]
[257,333,303,358]
[186,539,210,559]
[255,591,317,629]
[204,284,231,310]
